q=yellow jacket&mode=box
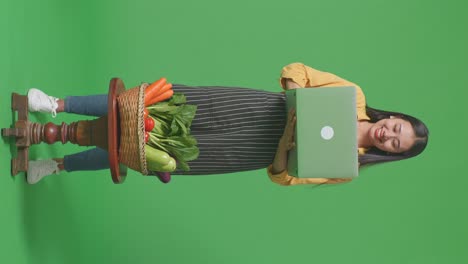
[267,62,370,186]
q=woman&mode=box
[26,63,429,185]
[268,63,429,185]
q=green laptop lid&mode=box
[285,87,359,178]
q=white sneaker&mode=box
[27,159,61,184]
[27,88,59,118]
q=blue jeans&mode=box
[62,95,110,172]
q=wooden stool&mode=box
[2,78,128,183]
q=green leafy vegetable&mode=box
[146,92,199,171]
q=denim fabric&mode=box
[64,94,108,117]
[63,147,110,172]
[63,95,110,171]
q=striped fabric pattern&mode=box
[164,84,287,175]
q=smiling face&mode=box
[368,117,417,153]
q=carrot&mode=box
[146,90,174,106]
[145,77,166,94]
[154,83,173,98]
[145,78,166,106]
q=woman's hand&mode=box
[280,108,296,150]
[271,108,296,174]
[282,78,301,90]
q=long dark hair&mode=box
[358,106,429,167]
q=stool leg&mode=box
[12,93,28,121]
[1,93,30,176]
[12,148,28,176]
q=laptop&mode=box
[285,87,359,178]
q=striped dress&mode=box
[168,84,287,175]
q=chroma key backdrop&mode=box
[1,1,467,263]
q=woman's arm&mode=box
[280,62,349,88]
[270,138,288,174]
[280,62,369,120]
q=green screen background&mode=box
[1,0,467,263]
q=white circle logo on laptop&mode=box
[321,126,334,140]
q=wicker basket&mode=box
[116,83,149,175]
